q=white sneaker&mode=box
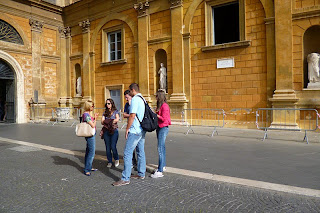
[107,163,112,168]
[115,160,119,167]
[151,171,164,178]
[163,167,166,172]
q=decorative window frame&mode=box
[101,25,125,65]
[104,84,125,110]
[204,0,246,49]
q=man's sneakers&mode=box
[151,171,164,178]
[112,180,130,186]
[115,160,120,167]
[131,174,145,179]
[107,163,112,168]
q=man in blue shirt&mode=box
[113,83,146,186]
[123,89,137,168]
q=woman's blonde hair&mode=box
[83,100,94,111]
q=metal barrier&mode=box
[182,109,225,137]
[256,108,319,144]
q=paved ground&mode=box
[0,123,320,212]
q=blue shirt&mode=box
[129,93,145,134]
[124,102,130,114]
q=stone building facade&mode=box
[0,0,319,128]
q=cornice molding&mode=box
[64,2,134,27]
[264,17,275,25]
[41,54,61,60]
[0,4,63,27]
[293,7,320,20]
[100,58,127,66]
[134,1,150,18]
[29,0,63,14]
[70,53,83,60]
[201,40,251,52]
[148,36,171,45]
[0,45,31,55]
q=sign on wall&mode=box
[217,58,234,69]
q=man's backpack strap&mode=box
[135,95,146,123]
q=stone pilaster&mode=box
[58,26,72,107]
[79,19,92,102]
[134,2,151,101]
[270,0,298,108]
[169,1,187,102]
[265,18,276,108]
[29,19,45,104]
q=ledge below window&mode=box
[201,40,251,52]
[100,59,127,66]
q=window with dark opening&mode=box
[108,31,122,61]
[212,2,239,45]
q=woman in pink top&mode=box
[151,90,171,178]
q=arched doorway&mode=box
[0,59,15,122]
[0,50,25,123]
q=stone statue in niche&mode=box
[158,63,167,92]
[307,53,320,89]
[76,76,82,96]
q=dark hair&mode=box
[124,90,130,95]
[156,90,167,111]
[129,83,139,92]
[104,98,117,117]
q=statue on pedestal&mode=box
[76,76,82,96]
[307,53,320,89]
[158,63,167,92]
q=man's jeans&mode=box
[156,126,169,172]
[121,131,146,181]
[84,135,95,173]
[103,129,119,163]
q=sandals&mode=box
[84,172,91,176]
[91,168,98,171]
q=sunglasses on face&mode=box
[106,103,111,105]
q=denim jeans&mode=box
[103,129,119,163]
[121,131,146,181]
[84,134,96,173]
[156,126,169,172]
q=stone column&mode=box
[169,0,187,102]
[79,19,92,102]
[270,0,298,107]
[134,2,150,101]
[58,26,72,107]
[269,0,299,128]
[29,19,44,104]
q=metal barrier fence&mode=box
[256,108,319,144]
[182,109,225,137]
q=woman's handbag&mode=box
[75,122,95,137]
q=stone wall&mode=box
[189,0,267,127]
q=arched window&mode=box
[0,59,14,80]
[0,19,24,45]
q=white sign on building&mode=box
[217,58,234,69]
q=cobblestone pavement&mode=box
[1,141,320,213]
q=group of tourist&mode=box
[81,83,171,186]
